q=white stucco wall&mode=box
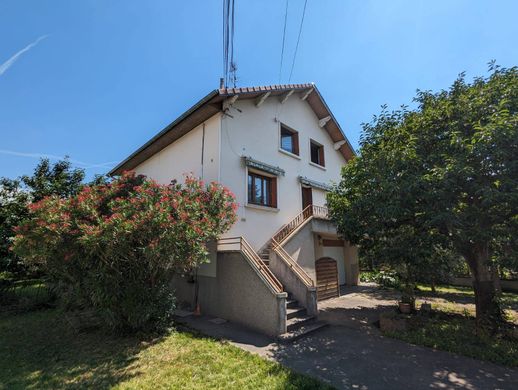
[134,113,221,185]
[133,113,221,277]
[131,93,348,253]
[219,95,347,249]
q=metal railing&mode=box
[271,238,315,287]
[217,236,284,294]
[271,205,329,244]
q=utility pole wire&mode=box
[288,0,308,83]
[278,0,289,84]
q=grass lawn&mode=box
[383,310,518,367]
[381,283,518,367]
[0,309,332,389]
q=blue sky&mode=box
[1,0,517,180]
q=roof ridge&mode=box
[219,82,314,95]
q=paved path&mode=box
[176,285,518,390]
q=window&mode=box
[310,140,325,167]
[247,171,277,208]
[280,124,299,155]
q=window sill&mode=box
[309,161,326,171]
[245,203,280,213]
[278,148,301,160]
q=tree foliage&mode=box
[0,178,30,276]
[21,158,85,201]
[328,64,518,327]
[1,158,86,278]
[12,173,237,331]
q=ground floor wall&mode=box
[282,219,360,288]
[172,251,286,336]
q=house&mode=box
[110,83,359,338]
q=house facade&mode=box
[110,83,359,338]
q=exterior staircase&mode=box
[218,206,330,341]
[279,292,327,342]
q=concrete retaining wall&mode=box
[173,251,287,336]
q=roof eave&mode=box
[109,89,220,176]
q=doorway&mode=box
[315,257,340,300]
[301,186,313,209]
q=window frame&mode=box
[247,170,278,208]
[309,139,325,167]
[279,123,300,157]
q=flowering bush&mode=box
[12,172,236,331]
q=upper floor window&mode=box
[248,171,277,208]
[280,124,299,156]
[310,140,325,167]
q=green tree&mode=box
[21,158,85,201]
[1,158,86,278]
[0,178,30,276]
[328,65,518,327]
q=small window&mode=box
[280,124,299,155]
[310,140,325,167]
[248,171,277,208]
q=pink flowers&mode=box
[11,172,237,284]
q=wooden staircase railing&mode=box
[217,237,284,294]
[272,205,329,244]
[271,238,315,288]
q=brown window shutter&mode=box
[271,177,277,208]
[319,146,325,167]
[293,132,299,155]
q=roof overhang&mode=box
[110,83,356,175]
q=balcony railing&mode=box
[272,205,329,244]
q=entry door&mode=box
[301,186,313,209]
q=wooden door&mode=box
[315,258,339,300]
[301,186,313,209]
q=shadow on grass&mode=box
[0,309,166,389]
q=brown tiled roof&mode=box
[110,83,355,175]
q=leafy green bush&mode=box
[12,173,236,332]
[360,269,401,288]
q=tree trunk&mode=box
[431,278,436,294]
[464,243,502,328]
[492,265,502,293]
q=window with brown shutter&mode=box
[280,124,299,156]
[247,171,277,208]
[310,140,325,167]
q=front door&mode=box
[301,186,313,209]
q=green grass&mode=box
[415,283,518,306]
[381,282,518,367]
[0,309,332,389]
[383,310,518,367]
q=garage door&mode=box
[315,258,339,300]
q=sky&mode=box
[1,0,517,180]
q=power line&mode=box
[278,0,289,84]
[288,0,308,83]
[223,0,237,88]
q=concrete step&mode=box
[287,306,306,319]
[278,321,328,343]
[286,299,298,309]
[287,314,315,332]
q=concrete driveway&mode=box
[176,284,518,390]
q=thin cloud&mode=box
[0,149,117,170]
[0,35,49,76]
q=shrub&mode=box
[360,269,401,289]
[12,173,236,332]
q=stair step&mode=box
[287,314,315,332]
[278,321,328,343]
[286,299,298,309]
[287,306,306,319]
